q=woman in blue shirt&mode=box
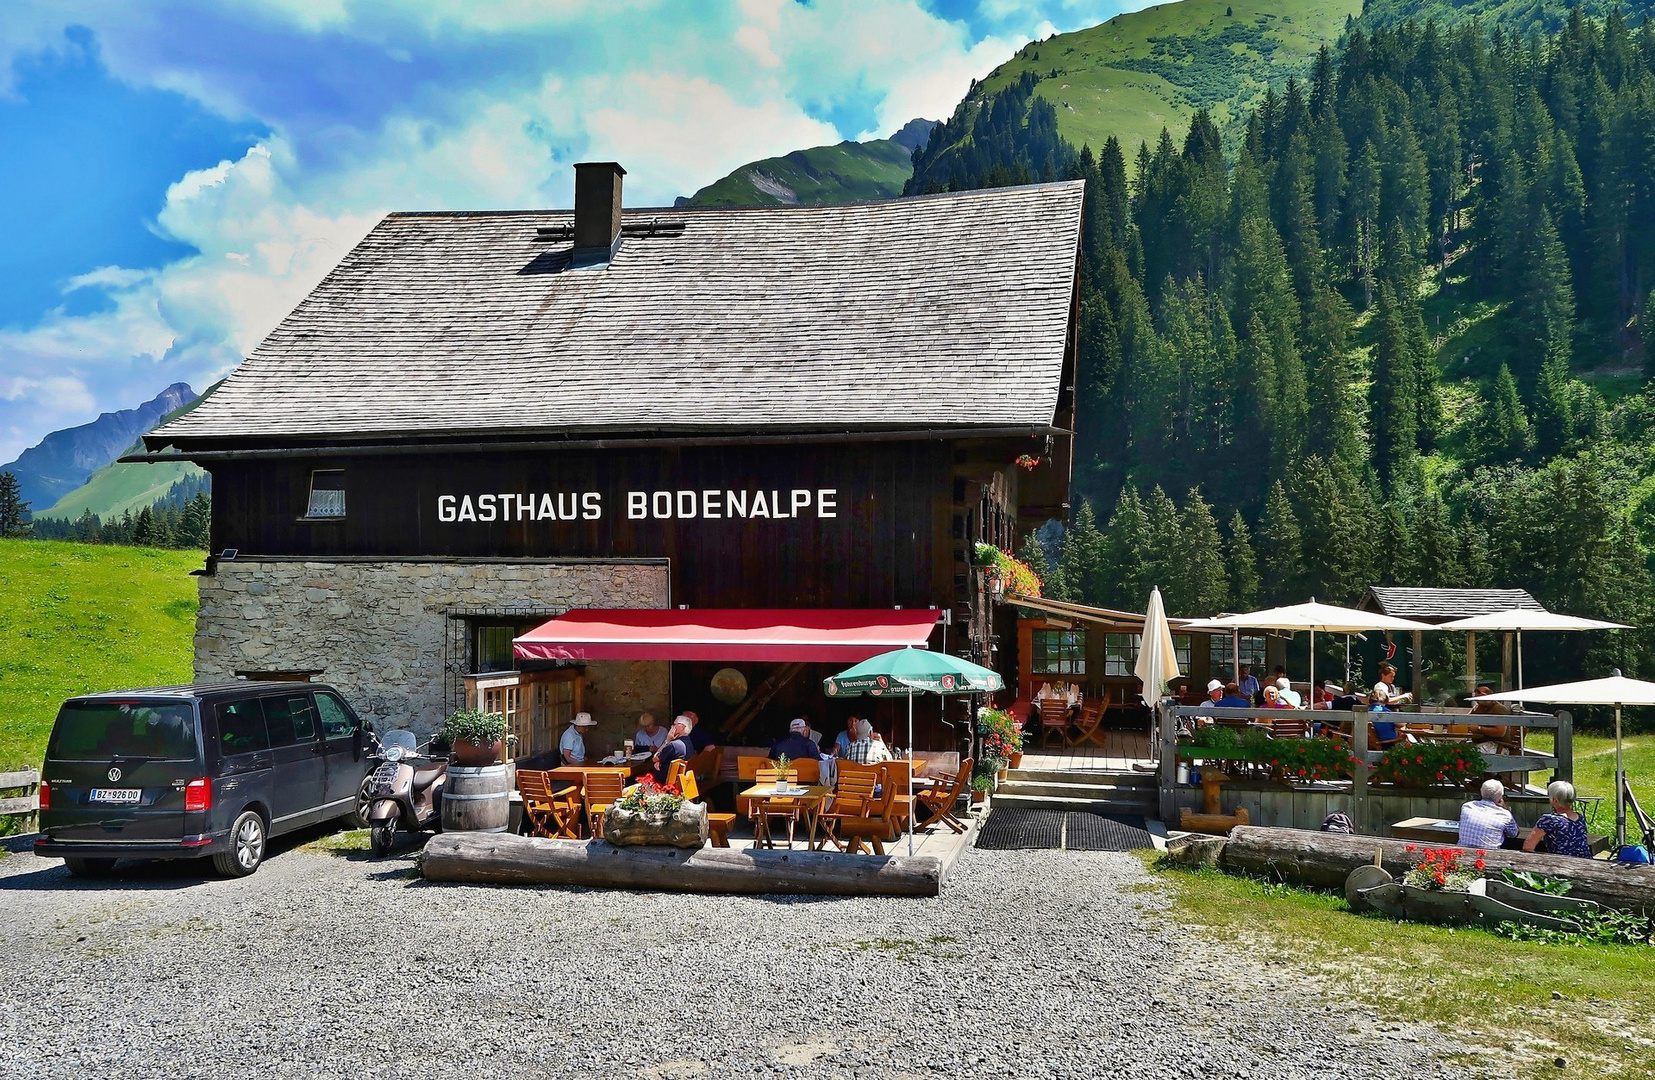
[1523,780,1593,858]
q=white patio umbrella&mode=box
[1181,600,1437,709]
[1437,609,1632,692]
[1480,672,1655,848]
[1135,586,1183,706]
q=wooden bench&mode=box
[680,771,736,848]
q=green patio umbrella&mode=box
[824,647,1004,854]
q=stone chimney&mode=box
[572,161,626,266]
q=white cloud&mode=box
[0,0,1138,462]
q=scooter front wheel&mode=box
[370,821,396,858]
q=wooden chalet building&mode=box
[136,163,1085,756]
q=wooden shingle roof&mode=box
[1359,587,1546,623]
[150,182,1085,447]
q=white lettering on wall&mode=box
[435,487,841,524]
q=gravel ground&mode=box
[0,832,1469,1080]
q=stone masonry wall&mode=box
[195,560,670,745]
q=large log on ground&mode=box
[420,832,942,897]
[1222,826,1655,915]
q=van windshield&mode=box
[48,701,199,762]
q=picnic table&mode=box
[739,783,833,849]
[1390,816,1613,853]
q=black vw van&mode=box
[35,682,375,878]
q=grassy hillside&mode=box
[43,459,202,520]
[1358,0,1655,32]
[683,137,915,207]
[971,0,1360,157]
[0,539,199,770]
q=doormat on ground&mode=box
[1063,812,1152,852]
[973,808,1065,850]
[973,810,1154,852]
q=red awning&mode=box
[513,608,939,664]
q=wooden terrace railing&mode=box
[1155,703,1574,832]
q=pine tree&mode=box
[1477,364,1535,462]
[132,506,158,547]
[1142,486,1183,602]
[1171,489,1228,615]
[1258,481,1304,603]
[1225,511,1260,610]
[0,472,30,538]
[1060,500,1109,607]
[1534,354,1575,456]
[1018,531,1067,603]
[1100,488,1155,608]
[1411,491,1461,588]
[1511,206,1574,393]
[1369,286,1418,488]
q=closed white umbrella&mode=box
[1481,672,1655,848]
[1135,587,1182,705]
[1181,600,1436,709]
[1438,609,1632,692]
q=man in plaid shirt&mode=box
[841,718,892,765]
[1458,778,1519,849]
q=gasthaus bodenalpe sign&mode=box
[434,487,841,523]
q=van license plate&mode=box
[89,788,142,804]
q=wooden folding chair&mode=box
[915,756,972,834]
[820,762,880,851]
[664,759,687,788]
[878,760,915,841]
[518,769,581,839]
[1038,699,1072,748]
[679,770,735,848]
[1269,717,1311,739]
[583,768,629,839]
[834,778,899,855]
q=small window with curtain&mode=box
[305,470,345,519]
[1031,629,1086,675]
[1104,633,1140,676]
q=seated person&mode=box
[1523,780,1592,858]
[801,719,825,747]
[1215,682,1253,708]
[1330,682,1368,711]
[1467,685,1514,753]
[833,718,859,759]
[769,718,822,763]
[842,718,892,765]
[1197,679,1226,708]
[633,712,669,751]
[1469,685,1513,715]
[560,712,597,765]
[1274,677,1302,709]
[1261,685,1291,709]
[651,715,695,784]
[1458,778,1519,849]
[683,710,715,753]
[1370,662,1413,708]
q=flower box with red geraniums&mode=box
[1371,742,1487,789]
[617,775,684,815]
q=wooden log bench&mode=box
[1216,825,1655,915]
[420,832,942,896]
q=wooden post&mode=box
[1465,631,1477,696]
[1410,629,1424,699]
[1353,706,1370,834]
[1158,701,1179,824]
[1501,632,1514,692]
[1555,710,1573,784]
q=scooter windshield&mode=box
[381,729,418,753]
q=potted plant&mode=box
[1372,742,1486,789]
[441,708,509,767]
[971,775,993,804]
[1399,845,1485,921]
[977,706,1024,772]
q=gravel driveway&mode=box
[0,832,1466,1080]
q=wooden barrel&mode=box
[441,764,511,833]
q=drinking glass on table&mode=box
[624,738,635,756]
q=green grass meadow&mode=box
[0,539,200,770]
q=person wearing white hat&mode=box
[769,717,820,762]
[1198,679,1225,709]
[560,711,597,765]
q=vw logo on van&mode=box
[107,767,122,783]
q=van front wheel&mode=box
[213,811,267,877]
[62,856,118,878]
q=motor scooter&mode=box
[365,729,447,856]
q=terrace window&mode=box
[1031,629,1085,676]
[304,470,346,519]
[1103,633,1139,676]
[1208,634,1267,679]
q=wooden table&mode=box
[1390,816,1613,853]
[739,783,832,849]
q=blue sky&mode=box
[0,0,1139,464]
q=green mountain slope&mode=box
[681,124,932,208]
[42,381,218,520]
[957,0,1359,162]
[1358,0,1655,32]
